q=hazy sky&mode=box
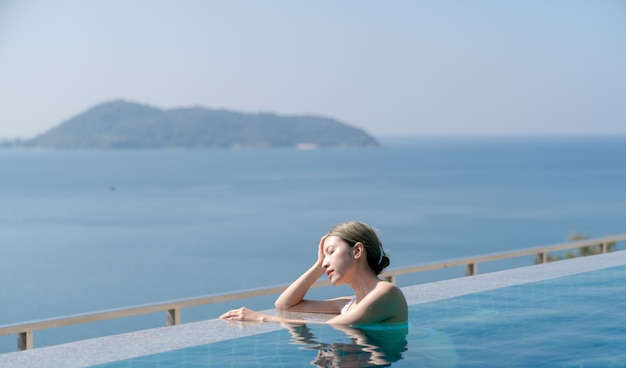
[1,0,625,139]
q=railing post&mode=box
[383,274,396,284]
[18,331,33,351]
[465,262,477,276]
[536,252,548,264]
[599,241,607,254]
[166,308,181,326]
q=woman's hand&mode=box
[316,234,329,267]
[219,307,271,322]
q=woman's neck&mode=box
[349,271,381,301]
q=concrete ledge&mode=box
[1,250,625,367]
[0,315,285,367]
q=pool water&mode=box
[96,265,626,367]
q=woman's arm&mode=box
[274,235,347,314]
[220,307,320,324]
[221,283,407,325]
[274,263,325,309]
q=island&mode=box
[10,100,379,149]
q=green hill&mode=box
[26,100,379,149]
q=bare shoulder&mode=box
[360,281,407,308]
[335,281,407,324]
[373,281,408,319]
[375,280,405,297]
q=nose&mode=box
[322,256,329,269]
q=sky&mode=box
[1,0,625,139]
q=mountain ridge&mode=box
[23,100,380,149]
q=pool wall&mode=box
[2,250,625,368]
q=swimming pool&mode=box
[94,264,626,367]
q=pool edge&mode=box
[402,248,626,305]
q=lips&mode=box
[326,270,334,278]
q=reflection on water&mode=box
[283,323,459,367]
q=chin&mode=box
[330,276,344,286]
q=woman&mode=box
[220,221,408,325]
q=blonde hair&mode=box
[327,221,389,275]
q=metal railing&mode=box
[2,234,625,351]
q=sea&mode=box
[1,136,625,352]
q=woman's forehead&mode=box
[325,235,348,248]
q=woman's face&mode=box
[322,236,356,285]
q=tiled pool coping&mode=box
[2,250,626,368]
